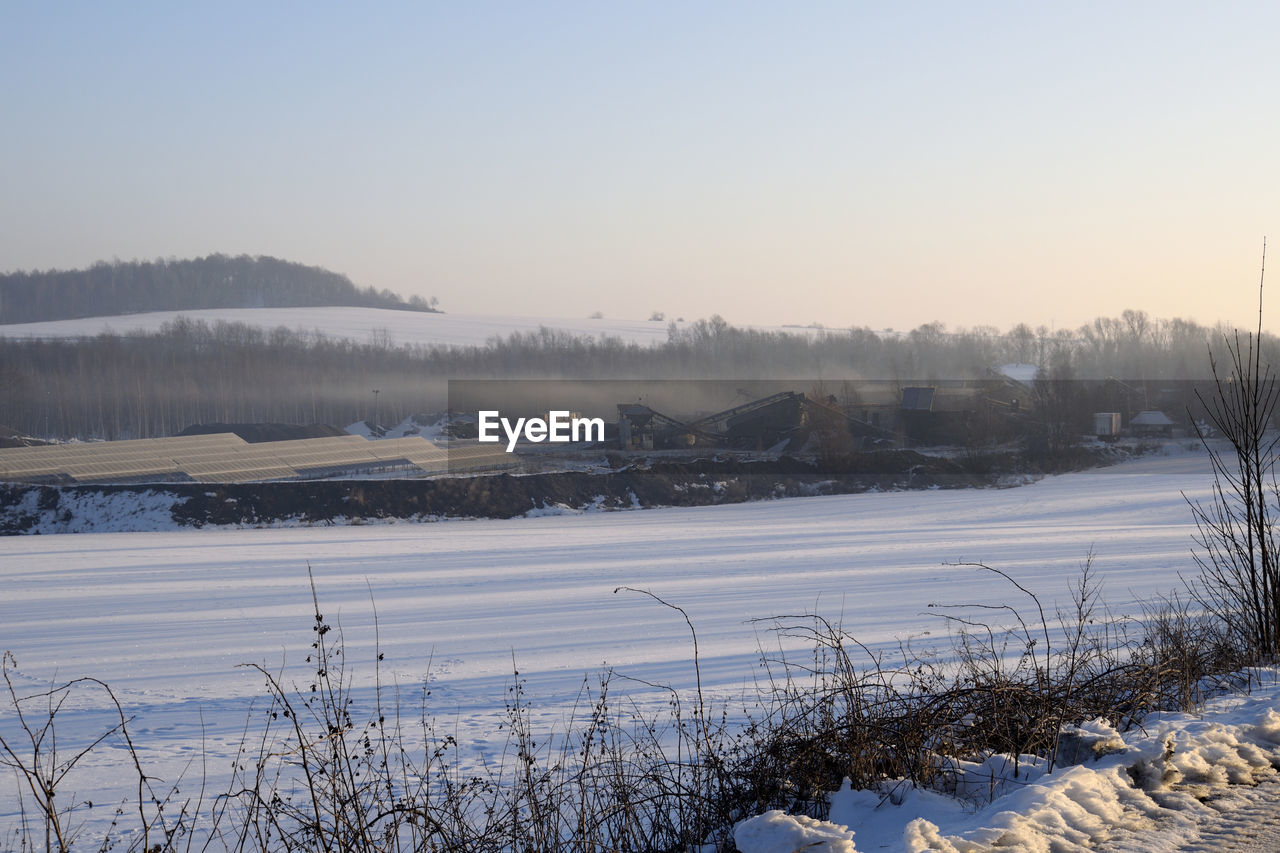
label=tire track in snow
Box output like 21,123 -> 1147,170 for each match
1183,779 -> 1280,853
1107,777 -> 1280,852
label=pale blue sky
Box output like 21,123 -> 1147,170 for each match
3,2 -> 1278,331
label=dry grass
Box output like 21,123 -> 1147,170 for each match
0,563 -> 1257,852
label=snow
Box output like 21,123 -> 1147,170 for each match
5,485 -> 184,533
379,412 -> 453,440
5,448 -> 1279,848
996,363 -> 1039,385
733,679 -> 1280,852
0,307 -> 815,348
735,810 -> 855,852
349,411 -> 474,441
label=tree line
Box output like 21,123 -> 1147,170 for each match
0,254 -> 440,325
0,310 -> 1271,441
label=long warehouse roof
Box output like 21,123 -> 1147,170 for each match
0,433 -> 513,484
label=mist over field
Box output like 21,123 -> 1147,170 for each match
0,294 -> 1255,442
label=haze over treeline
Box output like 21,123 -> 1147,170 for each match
0,255 -> 440,324
0,309 -> 1266,441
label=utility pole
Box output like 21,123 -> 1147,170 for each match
372,388 -> 380,432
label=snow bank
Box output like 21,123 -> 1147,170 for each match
995,363 -> 1038,384
734,810 -> 855,853
5,485 -> 181,533
736,673 -> 1280,853
351,412 -> 465,441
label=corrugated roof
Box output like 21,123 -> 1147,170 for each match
0,432 -> 507,484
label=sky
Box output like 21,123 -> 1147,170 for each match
2,2 -> 1279,332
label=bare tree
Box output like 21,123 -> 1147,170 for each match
1187,241 -> 1280,658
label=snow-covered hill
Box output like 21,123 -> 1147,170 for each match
0,307 -> 836,348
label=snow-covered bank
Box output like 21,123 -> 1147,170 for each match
0,450 -> 1023,534
0,451 -> 1228,846
736,672 -> 1280,853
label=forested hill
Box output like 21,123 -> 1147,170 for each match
0,254 -> 440,324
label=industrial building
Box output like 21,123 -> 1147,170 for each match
617,390 -> 893,452
0,433 -> 513,485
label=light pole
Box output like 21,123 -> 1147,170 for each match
372,388 -> 380,432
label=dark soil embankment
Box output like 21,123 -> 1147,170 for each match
173,450 -> 992,526
0,448 -> 1111,534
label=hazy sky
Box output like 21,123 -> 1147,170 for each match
3,2 -> 1278,331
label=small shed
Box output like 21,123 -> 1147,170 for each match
1129,410 -> 1176,437
1093,413 -> 1122,439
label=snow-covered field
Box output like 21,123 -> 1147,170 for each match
5,449 -> 1277,850
0,306 -> 836,348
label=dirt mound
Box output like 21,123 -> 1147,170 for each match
0,425 -> 49,449
176,422 -> 348,443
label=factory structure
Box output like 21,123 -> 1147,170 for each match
613,374 -> 1191,453
0,369 -> 1196,486
614,377 -> 1028,453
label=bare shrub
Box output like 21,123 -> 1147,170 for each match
1187,243 -> 1280,659
0,562 -> 1261,851
0,651 -> 189,852
728,558 -> 1252,821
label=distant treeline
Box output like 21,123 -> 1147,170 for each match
0,254 -> 440,324
0,310 -> 1265,441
